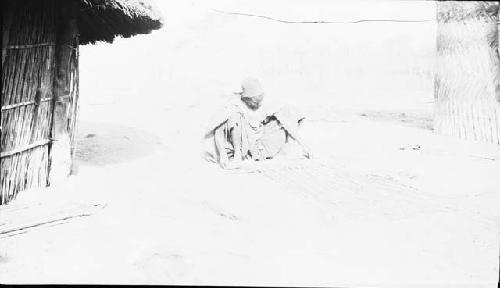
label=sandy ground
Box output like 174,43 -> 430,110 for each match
1,103 -> 499,287
1,1 -> 500,286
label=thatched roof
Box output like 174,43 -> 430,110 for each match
79,0 -> 164,45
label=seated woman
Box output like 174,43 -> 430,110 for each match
203,78 -> 312,169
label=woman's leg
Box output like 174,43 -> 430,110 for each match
214,123 -> 230,168
227,113 -> 244,163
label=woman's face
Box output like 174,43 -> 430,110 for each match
242,94 -> 264,110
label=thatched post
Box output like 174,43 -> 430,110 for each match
434,1 -> 500,144
49,0 -> 79,184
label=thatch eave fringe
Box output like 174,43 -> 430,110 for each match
78,0 -> 164,45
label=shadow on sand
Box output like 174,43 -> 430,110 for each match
73,121 -> 165,168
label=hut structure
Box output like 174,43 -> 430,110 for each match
434,1 -> 500,144
1,0 -> 163,204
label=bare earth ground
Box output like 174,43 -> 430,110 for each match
1,104 -> 499,287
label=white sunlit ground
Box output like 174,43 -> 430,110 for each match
1,1 -> 500,287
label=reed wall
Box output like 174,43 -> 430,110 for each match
1,0 -> 80,204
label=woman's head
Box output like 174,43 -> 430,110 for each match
240,77 -> 264,110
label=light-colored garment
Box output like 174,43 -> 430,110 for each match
214,112 -> 287,161
202,95 -> 304,162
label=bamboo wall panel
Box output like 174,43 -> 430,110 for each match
1,147 -> 49,204
1,0 -> 57,204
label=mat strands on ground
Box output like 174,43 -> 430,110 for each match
0,200 -> 107,238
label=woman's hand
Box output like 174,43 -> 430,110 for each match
287,130 -> 313,159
